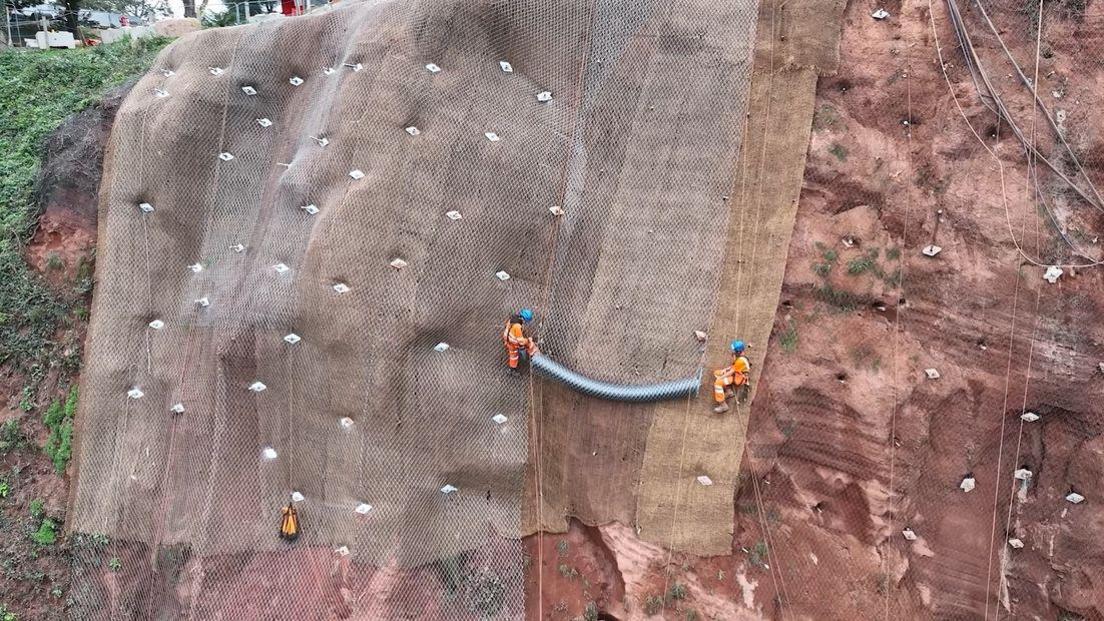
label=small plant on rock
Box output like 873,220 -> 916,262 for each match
668,582 -> 688,601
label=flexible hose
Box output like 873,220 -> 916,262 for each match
530,353 -> 702,402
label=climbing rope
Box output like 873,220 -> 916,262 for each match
928,1 -> 1060,616
881,14 -> 917,621
528,3 -> 597,613
729,0 -> 792,612
994,10 -> 1049,617
660,0 -> 791,612
993,3 -> 1048,619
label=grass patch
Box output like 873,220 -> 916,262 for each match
815,284 -> 866,312
31,518 -> 57,546
812,242 -> 838,277
813,104 -> 839,131
828,143 -> 848,161
847,248 -> 880,275
667,582 -> 688,601
749,541 -> 770,568
644,594 -> 665,616
42,386 -> 77,474
779,321 -> 798,353
0,420 -> 26,455
0,37 -> 171,386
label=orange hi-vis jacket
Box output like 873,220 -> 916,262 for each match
713,355 -> 750,402
503,319 -> 536,368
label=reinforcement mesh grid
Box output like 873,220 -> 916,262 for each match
68,0 -> 758,618
538,0 -> 758,383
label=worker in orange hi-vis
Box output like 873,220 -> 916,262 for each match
278,502 -> 299,541
712,339 -> 750,413
503,309 -> 538,370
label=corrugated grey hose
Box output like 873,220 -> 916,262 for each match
530,353 -> 702,402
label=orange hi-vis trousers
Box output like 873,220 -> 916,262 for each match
503,321 -> 535,368
713,356 -> 750,403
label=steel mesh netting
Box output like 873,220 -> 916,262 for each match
66,0 -> 761,619
731,0 -> 1104,618
537,0 -> 759,384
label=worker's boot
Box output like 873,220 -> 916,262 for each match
712,401 -> 730,414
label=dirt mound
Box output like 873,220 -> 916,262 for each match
26,83 -> 131,285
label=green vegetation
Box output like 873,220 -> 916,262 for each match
0,605 -> 17,621
0,479 -> 9,498
431,553 -> 506,615
557,563 -> 578,579
685,610 -> 700,621
779,321 -> 798,353
847,248 -> 879,275
828,143 -> 848,161
0,420 -> 25,454
42,386 -> 78,473
815,283 -> 865,312
812,242 -> 838,277
201,10 -> 240,28
813,104 -> 839,131
31,519 -> 57,546
1022,0 -> 1087,25
584,601 -> 599,621
108,557 -> 121,572
466,570 -> 505,616
29,499 -> 44,519
0,37 -> 171,389
668,582 -> 688,601
556,539 -> 569,556
749,541 -> 770,568
644,594 -> 665,615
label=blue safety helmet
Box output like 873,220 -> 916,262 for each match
730,339 -> 746,354
519,308 -> 534,322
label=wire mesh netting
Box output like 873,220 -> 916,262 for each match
69,0 -> 760,618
